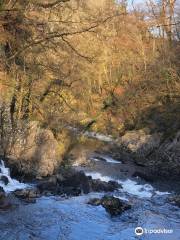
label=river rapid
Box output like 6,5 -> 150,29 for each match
0,154 -> 180,240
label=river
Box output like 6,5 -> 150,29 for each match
0,154 -> 180,240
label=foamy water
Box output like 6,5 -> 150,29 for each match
84,171 -> 170,198
0,160 -> 28,192
0,190 -> 179,240
84,131 -> 114,142
91,155 -> 121,164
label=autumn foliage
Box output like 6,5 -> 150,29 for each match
0,0 -> 179,142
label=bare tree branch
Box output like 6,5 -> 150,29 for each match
61,36 -> 93,62
36,0 -> 70,9
8,14 -> 121,60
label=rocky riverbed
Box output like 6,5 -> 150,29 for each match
0,152 -> 180,240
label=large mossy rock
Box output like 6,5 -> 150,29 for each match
7,122 -> 71,178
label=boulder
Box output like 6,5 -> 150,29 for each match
132,171 -> 154,182
101,196 -> 131,216
90,179 -> 120,192
88,196 -> 131,216
13,189 -> 41,203
37,170 -> 120,196
168,195 -> 180,208
87,198 -> 102,206
7,121 -> 67,178
60,187 -> 81,197
0,175 -> 9,185
0,189 -> 12,210
0,186 -> 4,193
14,189 -> 41,199
37,169 -> 90,195
119,128 -> 161,157
59,170 -> 90,194
140,131 -> 180,180
37,180 -> 58,193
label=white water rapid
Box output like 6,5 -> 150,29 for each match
0,160 -> 27,192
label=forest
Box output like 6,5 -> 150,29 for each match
0,0 -> 179,137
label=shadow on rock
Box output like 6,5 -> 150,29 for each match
0,187 -> 12,211
37,169 -> 121,197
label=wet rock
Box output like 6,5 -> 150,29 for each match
88,196 -> 131,216
0,193 -> 5,203
14,189 -> 41,203
23,198 -> 37,204
87,198 -> 102,206
59,170 -> 120,194
37,170 -> 88,195
168,195 -> 180,208
60,187 -> 81,197
37,169 -> 120,197
0,175 -> 9,185
0,190 -> 12,211
59,170 -> 90,194
90,179 -> 120,192
0,186 -> 5,193
109,180 -> 121,188
132,171 -> 154,182
101,196 -> 131,216
56,173 -> 65,182
37,180 -> 57,193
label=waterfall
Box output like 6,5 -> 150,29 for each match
0,160 -> 27,192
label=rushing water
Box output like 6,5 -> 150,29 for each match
0,160 -> 27,192
0,158 -> 180,240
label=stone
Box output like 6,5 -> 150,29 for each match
37,169 -> 120,197
6,121 -> 72,178
120,129 -> 161,157
168,195 -> 180,208
90,179 -> 120,192
61,187 -> 81,197
101,196 -> 131,216
87,198 -> 102,206
58,169 -> 91,194
0,175 -> 9,185
0,186 -> 5,193
37,180 -> 57,193
87,196 -> 131,216
132,171 -> 154,182
0,190 -> 12,211
14,189 -> 41,200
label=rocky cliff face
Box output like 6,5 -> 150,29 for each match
119,128 -> 162,157
146,131 -> 180,180
117,128 -> 180,180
